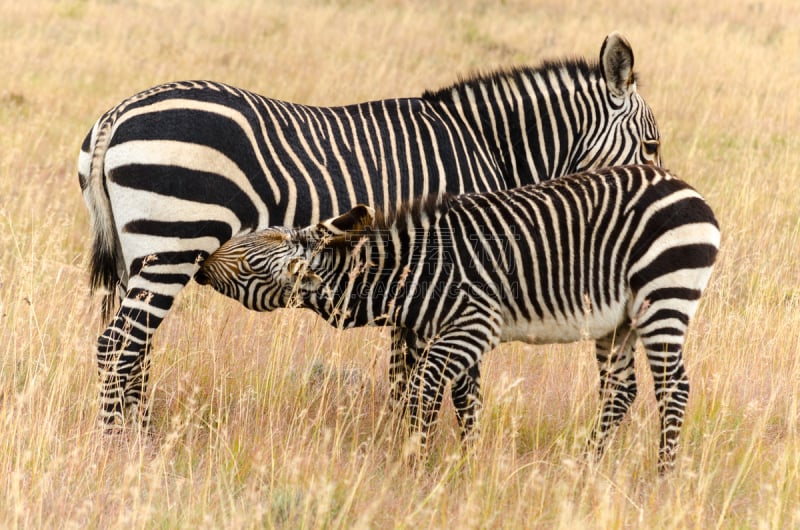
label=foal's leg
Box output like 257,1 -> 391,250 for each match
405,318 -> 498,456
389,327 -> 419,413
451,362 -> 483,443
587,325 -> 638,461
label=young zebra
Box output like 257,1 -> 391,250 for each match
196,164 -> 719,472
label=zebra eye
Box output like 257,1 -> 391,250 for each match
642,139 -> 660,157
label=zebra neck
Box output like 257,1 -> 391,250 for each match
314,230 -> 410,329
309,237 -> 375,329
430,68 -> 600,188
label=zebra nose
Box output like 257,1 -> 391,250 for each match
195,268 -> 210,285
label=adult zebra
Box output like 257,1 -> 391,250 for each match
78,32 -> 662,428
196,165 -> 720,473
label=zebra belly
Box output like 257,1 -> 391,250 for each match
499,299 -> 627,344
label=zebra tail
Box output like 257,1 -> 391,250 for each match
80,115 -> 121,322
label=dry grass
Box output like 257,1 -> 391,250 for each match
1,0 -> 799,527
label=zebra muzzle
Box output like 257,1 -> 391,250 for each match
194,269 -> 210,285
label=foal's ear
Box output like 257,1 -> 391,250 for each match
319,204 -> 375,236
600,31 -> 636,99
286,257 -> 322,290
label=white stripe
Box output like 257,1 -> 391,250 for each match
104,140 -> 268,224
629,222 -> 720,277
631,268 -> 714,322
112,97 -> 282,201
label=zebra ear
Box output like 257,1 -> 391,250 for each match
320,204 -> 375,235
287,258 -> 322,290
600,31 -> 635,98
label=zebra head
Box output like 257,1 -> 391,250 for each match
573,31 -> 662,171
196,205 -> 376,316
194,227 -> 308,311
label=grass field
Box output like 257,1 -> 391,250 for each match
1,0 -> 799,527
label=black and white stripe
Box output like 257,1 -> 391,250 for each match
78,33 -> 662,427
197,165 -> 719,473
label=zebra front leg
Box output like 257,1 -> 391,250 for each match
404,324 -> 495,458
389,327 -> 419,414
587,326 -> 638,462
404,351 -> 448,460
451,362 -> 483,444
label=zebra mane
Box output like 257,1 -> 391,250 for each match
421,57 -> 610,102
316,194 -> 454,250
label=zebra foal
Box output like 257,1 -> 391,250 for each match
197,164 -> 719,472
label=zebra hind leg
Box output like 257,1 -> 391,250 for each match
641,336 -> 690,474
96,256 -> 197,431
97,308 -> 158,430
123,341 -> 152,429
631,293 -> 696,474
587,326 -> 638,463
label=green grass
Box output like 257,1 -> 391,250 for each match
1,0 -> 799,527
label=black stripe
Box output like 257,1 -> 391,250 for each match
81,128 -> 92,152
644,287 -> 702,303
517,78 -> 550,180
127,288 -> 174,312
642,341 -> 683,354
639,326 -> 685,339
139,271 -> 193,285
551,186 -> 574,316
129,250 -> 210,276
110,164 -> 259,231
124,219 -> 232,244
596,177 -> 623,308
638,308 -> 689,330
630,244 -> 717,292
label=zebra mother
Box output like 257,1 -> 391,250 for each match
197,165 -> 719,473
78,32 -> 662,428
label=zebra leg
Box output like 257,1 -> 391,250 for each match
641,336 -> 690,474
97,295 -> 167,429
123,341 -> 152,428
630,292 -> 698,473
405,323 -> 496,455
588,326 -> 638,462
451,361 -> 483,443
96,256 -> 197,429
97,307 -> 157,428
389,326 -> 419,413
405,357 -> 446,458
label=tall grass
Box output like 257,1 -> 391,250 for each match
1,0 -> 799,527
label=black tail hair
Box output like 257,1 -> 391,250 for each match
90,237 -> 119,322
